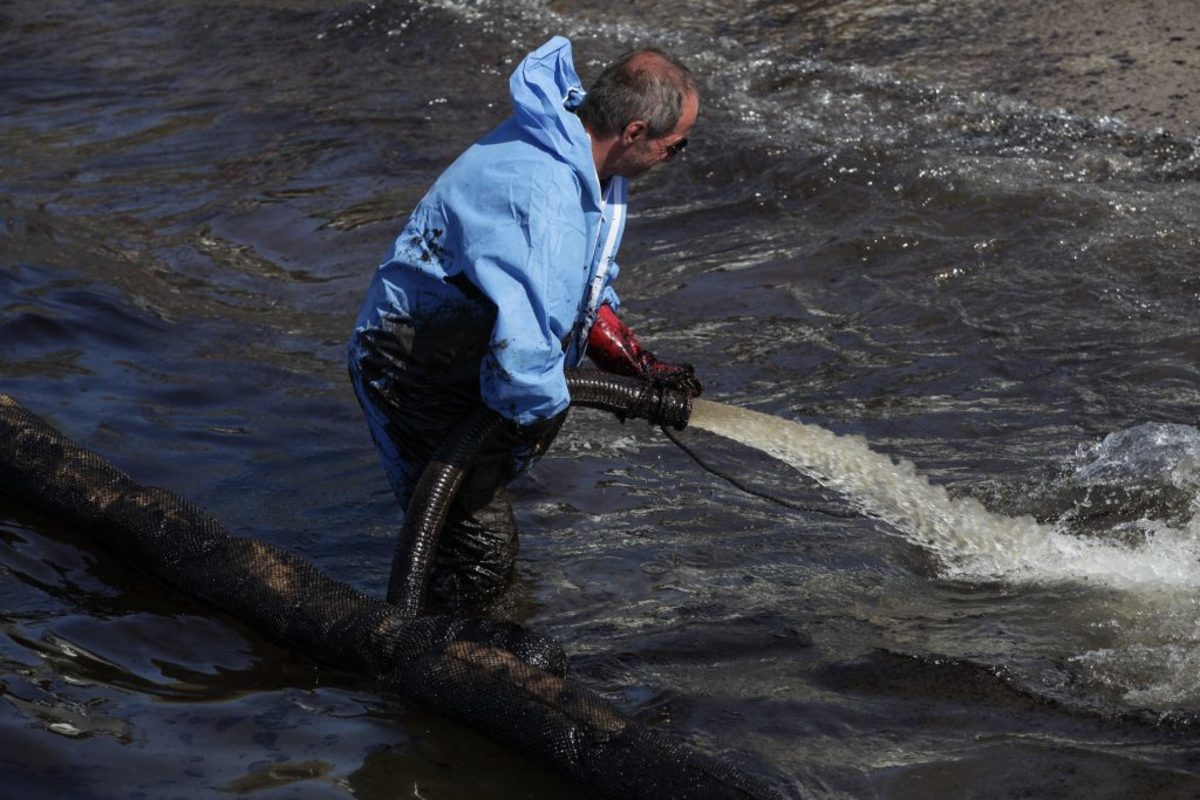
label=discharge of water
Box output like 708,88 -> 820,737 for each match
688,399 -> 1200,594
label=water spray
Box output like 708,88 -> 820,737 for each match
683,398 -> 1200,593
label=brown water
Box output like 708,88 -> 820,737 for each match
4,1 -> 1200,798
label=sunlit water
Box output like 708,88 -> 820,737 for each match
4,0 -> 1200,797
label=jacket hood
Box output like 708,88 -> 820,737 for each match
509,36 -> 598,197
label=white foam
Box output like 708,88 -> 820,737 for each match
689,399 -> 1200,593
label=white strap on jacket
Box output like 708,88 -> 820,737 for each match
569,175 -> 627,362
586,176 -> 626,317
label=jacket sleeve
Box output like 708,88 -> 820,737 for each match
463,179 -> 591,426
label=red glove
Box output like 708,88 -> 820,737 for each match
586,304 -> 703,397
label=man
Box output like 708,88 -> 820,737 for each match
348,36 -> 703,611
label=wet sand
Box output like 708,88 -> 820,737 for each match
806,0 -> 1200,136
962,0 -> 1198,135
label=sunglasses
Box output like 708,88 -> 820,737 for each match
664,137 -> 688,159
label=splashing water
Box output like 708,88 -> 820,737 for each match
689,400 -> 1200,593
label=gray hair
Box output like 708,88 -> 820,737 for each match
576,48 -> 697,139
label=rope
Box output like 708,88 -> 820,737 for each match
661,425 -> 860,519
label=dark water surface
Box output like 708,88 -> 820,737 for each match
4,1 -> 1200,797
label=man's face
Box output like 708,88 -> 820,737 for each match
614,91 -> 699,180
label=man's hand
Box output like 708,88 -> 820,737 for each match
640,356 -> 703,397
509,409 -> 568,444
586,304 -> 703,397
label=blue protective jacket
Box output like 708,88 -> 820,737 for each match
352,36 -> 628,426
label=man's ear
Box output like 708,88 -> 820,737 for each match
621,119 -> 647,145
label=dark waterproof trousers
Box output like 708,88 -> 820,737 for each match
349,313 -> 564,612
